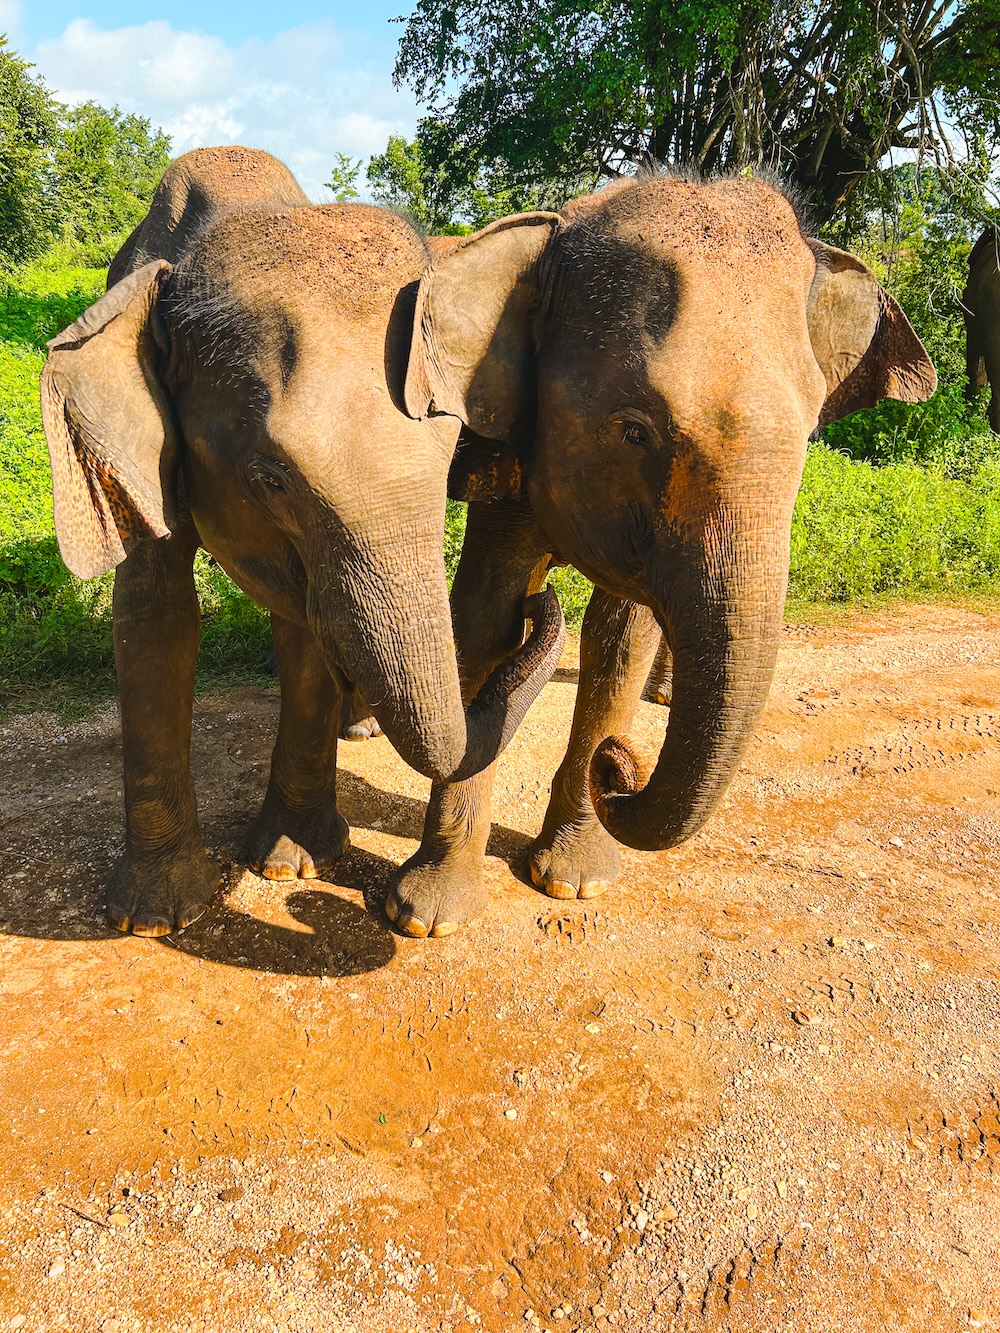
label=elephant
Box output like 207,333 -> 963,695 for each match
40,146 -> 564,937
378,170 -> 937,937
964,225 -> 1000,433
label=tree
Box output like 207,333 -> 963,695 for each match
394,0 -> 1000,223
0,37 -> 57,268
325,152 -> 363,201
368,130 -> 570,232
51,101 -> 171,260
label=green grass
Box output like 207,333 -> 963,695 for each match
2,257 -> 1000,720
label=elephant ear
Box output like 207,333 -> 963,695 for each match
404,212 -> 562,442
40,260 -> 179,580
807,240 -> 937,427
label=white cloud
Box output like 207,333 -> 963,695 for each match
33,17 -> 417,199
0,0 -> 23,41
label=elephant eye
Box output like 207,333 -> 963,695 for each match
621,420 -> 653,450
251,457 -> 291,494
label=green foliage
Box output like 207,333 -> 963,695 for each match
326,152 -> 363,202
367,131 -> 571,233
394,0 -> 1000,223
823,171 -> 999,476
789,442 -> 1000,602
367,135 -> 452,231
51,101 -> 171,266
0,37 -> 58,268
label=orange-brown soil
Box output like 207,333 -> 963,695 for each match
1,604 -> 998,1333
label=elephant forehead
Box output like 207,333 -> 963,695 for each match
172,204 -> 427,333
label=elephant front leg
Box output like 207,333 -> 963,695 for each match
110,528 -> 219,936
530,590 -> 661,900
386,500 -> 552,937
245,614 -> 350,880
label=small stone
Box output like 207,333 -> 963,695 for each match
585,1023 -> 601,1034
47,1258 -> 65,1278
599,1171 -> 613,1183
655,1204 -> 678,1222
735,1187 -> 751,1201
108,1212 -> 129,1229
10,1319 -> 27,1331
830,935 -> 847,948
86,1127 -> 99,1135
746,1203 -> 758,1220
591,1306 -> 607,1319
969,1310 -> 986,1328
634,1209 -> 648,1232
551,1310 -> 564,1321
219,1186 -> 244,1202
504,1109 -> 518,1120
776,1180 -> 787,1199
410,1137 -> 423,1149
561,1304 -> 572,1314
817,1043 -> 830,1055
523,1311 -> 534,1322
792,1010 -> 818,1025
189,1202 -> 203,1216
102,1321 -> 121,1333
888,837 -> 903,848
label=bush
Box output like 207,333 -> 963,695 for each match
789,442 -> 1000,602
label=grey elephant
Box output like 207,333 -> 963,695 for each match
41,147 -> 563,936
380,171 -> 936,937
965,225 -> 1000,432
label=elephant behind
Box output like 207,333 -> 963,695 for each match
40,148 -> 563,936
965,225 -> 1000,433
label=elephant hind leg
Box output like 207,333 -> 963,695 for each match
340,684 -> 382,741
245,614 -> 349,881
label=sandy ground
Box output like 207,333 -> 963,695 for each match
1,603 -> 999,1333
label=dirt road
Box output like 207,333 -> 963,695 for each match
1,604 -> 999,1333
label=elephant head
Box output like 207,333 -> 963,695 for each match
41,204 -> 564,785
403,175 -> 936,850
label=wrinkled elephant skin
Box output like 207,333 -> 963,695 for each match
40,147 -> 564,937
385,173 -> 937,934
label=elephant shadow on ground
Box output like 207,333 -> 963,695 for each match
0,765 -> 536,977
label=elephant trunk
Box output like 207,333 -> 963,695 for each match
309,524 -> 564,784
589,504 -> 789,851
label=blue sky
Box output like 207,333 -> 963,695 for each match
4,0 -> 418,196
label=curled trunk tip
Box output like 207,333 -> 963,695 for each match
590,735 -> 652,806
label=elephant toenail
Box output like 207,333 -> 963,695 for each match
132,917 -> 172,938
398,912 -> 430,938
262,863 -> 296,882
579,880 -> 609,899
430,920 -> 459,938
546,878 -> 579,900
384,894 -> 400,923
529,864 -> 546,889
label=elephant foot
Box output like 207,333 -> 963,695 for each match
384,853 -> 488,938
245,797 -> 350,881
528,814 -> 622,901
108,845 -> 220,937
340,688 -> 382,742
